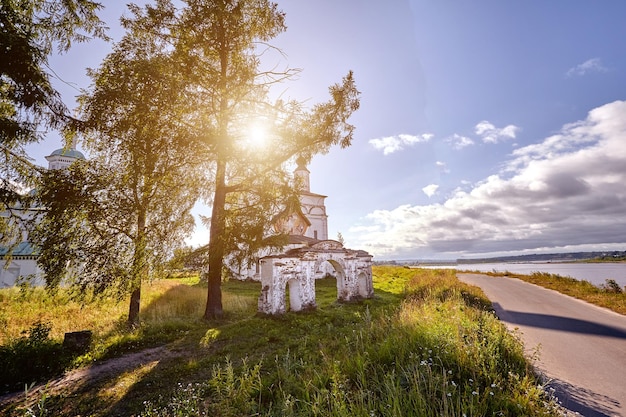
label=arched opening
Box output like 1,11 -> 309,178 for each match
313,259 -> 344,307
357,271 -> 369,298
315,259 -> 349,303
287,278 -> 302,312
328,260 -> 346,299
257,245 -> 373,316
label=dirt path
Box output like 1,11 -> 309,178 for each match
0,345 -> 184,410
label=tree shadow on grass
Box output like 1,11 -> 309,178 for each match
0,280 -> 243,415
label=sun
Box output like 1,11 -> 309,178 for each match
244,122 -> 269,149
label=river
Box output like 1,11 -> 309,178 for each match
420,262 -> 626,287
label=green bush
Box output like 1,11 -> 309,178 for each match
601,279 -> 623,294
0,321 -> 68,394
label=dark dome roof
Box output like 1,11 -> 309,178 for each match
50,148 -> 85,159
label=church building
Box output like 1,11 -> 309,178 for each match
0,145 -> 85,287
256,158 -> 374,314
227,157 -> 334,280
293,157 -> 328,241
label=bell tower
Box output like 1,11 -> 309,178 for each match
293,158 -> 328,241
294,156 -> 310,192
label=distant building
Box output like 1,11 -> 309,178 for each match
0,145 -> 85,287
256,157 -> 373,314
293,157 -> 328,241
45,147 -> 85,170
227,157 -> 333,280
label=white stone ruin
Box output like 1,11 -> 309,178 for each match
258,240 -> 374,315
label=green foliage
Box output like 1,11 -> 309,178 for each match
0,322 -> 67,394
1,0 -> 107,249
30,0 -> 207,324
0,0 -> 107,146
122,0 -> 361,319
601,279 -> 623,294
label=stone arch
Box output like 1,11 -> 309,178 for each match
315,258 -> 345,301
323,258 -> 350,300
257,241 -> 373,315
314,256 -> 344,278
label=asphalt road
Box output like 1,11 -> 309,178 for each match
457,273 -> 626,417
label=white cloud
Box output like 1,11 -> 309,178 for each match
475,121 -> 519,144
447,134 -> 475,150
369,133 -> 433,155
422,184 -> 439,197
436,161 -> 450,174
566,58 -> 608,77
350,101 -> 626,259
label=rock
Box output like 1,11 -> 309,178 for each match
63,330 -> 92,353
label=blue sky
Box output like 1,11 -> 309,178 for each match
29,1 -> 626,260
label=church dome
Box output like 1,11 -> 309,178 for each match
50,148 -> 86,160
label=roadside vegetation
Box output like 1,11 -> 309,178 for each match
1,267 -> 560,416
474,270 -> 626,315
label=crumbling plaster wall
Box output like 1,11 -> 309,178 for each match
257,241 -> 373,315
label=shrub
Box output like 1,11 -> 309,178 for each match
0,321 -> 68,394
601,279 -> 623,294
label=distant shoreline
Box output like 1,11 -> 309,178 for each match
376,250 -> 626,266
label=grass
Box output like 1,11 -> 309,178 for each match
474,270 -> 626,315
0,267 -> 561,416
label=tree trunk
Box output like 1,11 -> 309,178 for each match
128,286 -> 141,327
204,159 -> 227,319
128,210 -> 147,327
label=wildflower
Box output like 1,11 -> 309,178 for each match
472,391 -> 479,396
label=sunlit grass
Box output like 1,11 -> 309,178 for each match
140,268 -> 558,416
0,286 -> 127,344
0,276 -> 259,347
2,268 -> 561,416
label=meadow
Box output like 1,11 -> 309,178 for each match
0,267 -> 561,416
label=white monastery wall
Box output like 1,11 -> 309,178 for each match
1,146 -> 84,287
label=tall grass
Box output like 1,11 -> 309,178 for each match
0,286 -> 126,345
140,268 -> 559,417
2,268 -> 560,416
0,276 -> 259,385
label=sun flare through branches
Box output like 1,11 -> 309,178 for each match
243,120 -> 270,150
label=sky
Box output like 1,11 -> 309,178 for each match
28,0 -> 626,261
